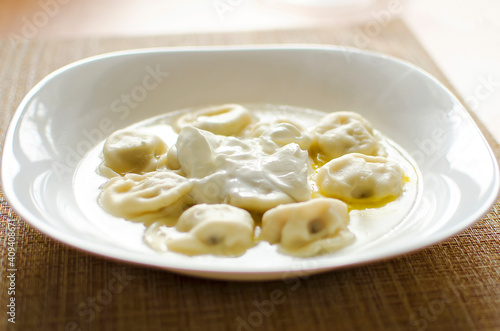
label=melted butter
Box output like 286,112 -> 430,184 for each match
309,146 -> 329,170
344,173 -> 413,210
347,195 -> 400,211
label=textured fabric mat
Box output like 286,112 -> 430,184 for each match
1,19 -> 499,331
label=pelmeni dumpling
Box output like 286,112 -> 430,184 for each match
98,171 -> 193,226
173,104 -> 252,136
261,198 -> 354,257
100,129 -> 168,177
167,204 -> 255,256
259,122 -> 312,154
244,118 -> 304,137
315,153 -> 404,203
312,111 -> 384,161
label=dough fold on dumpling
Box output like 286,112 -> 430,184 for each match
261,198 -> 354,257
312,111 -> 385,161
167,204 -> 255,256
100,129 -> 168,177
315,153 -> 404,203
98,171 -> 193,226
173,104 -> 252,136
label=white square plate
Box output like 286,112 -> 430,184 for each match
2,46 -> 498,280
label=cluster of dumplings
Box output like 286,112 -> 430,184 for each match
97,104 -> 405,257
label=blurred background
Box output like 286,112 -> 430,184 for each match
1,0 -> 499,142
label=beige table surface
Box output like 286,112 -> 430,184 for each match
1,19 -> 500,331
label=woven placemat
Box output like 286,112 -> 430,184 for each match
1,19 -> 499,331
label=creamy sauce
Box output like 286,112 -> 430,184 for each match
73,104 -> 419,258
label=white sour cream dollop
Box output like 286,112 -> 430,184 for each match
176,126 -> 311,213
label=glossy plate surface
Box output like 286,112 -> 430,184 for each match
2,46 -> 498,280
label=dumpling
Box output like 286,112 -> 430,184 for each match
244,118 -> 305,137
98,171 -> 193,226
166,204 -> 255,256
315,153 -> 404,203
312,111 -> 384,161
173,104 -> 252,136
243,118 -> 312,153
100,129 -> 168,177
261,198 -> 354,257
259,122 -> 312,154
